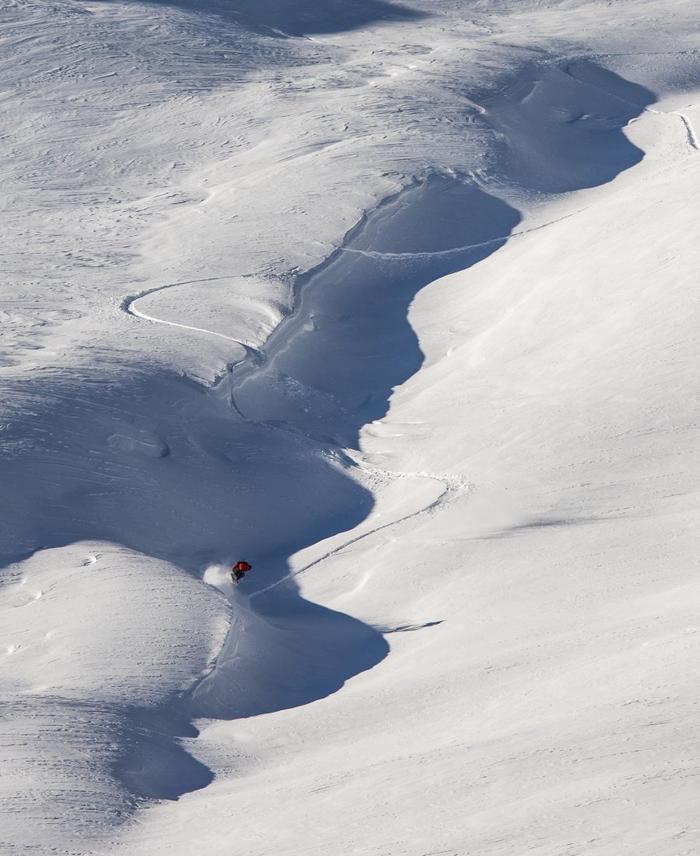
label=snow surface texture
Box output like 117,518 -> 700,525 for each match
1,0 -> 699,854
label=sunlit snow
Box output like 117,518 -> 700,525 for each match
1,0 -> 699,854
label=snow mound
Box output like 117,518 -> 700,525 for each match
0,542 -> 228,853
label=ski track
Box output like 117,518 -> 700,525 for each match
120,237 -> 476,693
653,109 -> 700,152
250,463 -> 470,599
118,135 -> 675,756
112,70 -> 699,622
121,207 -> 588,350
564,62 -> 699,154
123,272 -> 475,601
189,620 -> 243,706
122,278 -> 264,359
184,460 -> 468,706
119,201 -> 586,605
341,208 -> 587,262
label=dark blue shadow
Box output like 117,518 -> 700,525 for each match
92,0 -> 427,38
234,175 -> 521,448
483,60 -> 655,193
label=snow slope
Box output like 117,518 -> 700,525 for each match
116,93 -> 700,856
1,0 -> 699,854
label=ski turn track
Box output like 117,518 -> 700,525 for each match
122,278 -> 264,359
650,108 -> 700,152
251,458 -> 471,599
120,199 -> 589,605
563,61 -> 699,155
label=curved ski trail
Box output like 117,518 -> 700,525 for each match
251,459 -> 471,599
122,278 -> 263,358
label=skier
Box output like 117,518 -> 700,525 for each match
231,560 -> 252,585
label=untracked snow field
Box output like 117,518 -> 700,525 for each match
1,0 -> 699,854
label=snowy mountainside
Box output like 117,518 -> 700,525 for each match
117,88 -> 700,856
1,0 -> 699,854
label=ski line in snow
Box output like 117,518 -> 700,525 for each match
563,64 -> 699,154
657,109 -> 699,152
120,193 -> 583,603
250,463 -> 470,599
120,201 -> 579,603
121,207 -> 590,357
186,463 -> 468,700
340,207 -> 587,262
121,278 -> 264,358
188,619 -> 244,706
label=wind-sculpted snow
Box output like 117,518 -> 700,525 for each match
1,0 -> 700,853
